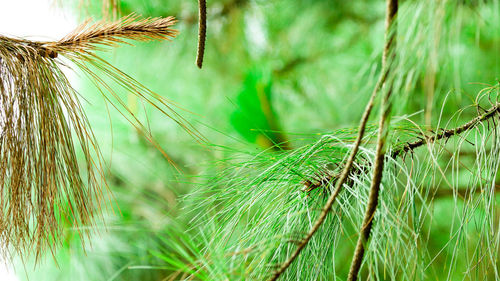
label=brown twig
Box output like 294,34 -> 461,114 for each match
266,0 -> 397,279
392,103 -> 500,158
347,0 -> 398,279
304,103 -> 500,194
196,0 -> 207,68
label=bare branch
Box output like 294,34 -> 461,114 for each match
304,102 -> 500,194
392,103 -> 500,158
347,0 -> 398,278
266,0 -> 398,279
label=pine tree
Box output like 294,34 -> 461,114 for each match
3,0 -> 499,280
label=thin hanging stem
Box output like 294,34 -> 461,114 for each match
267,0 -> 398,279
347,0 -> 398,280
196,0 -> 207,68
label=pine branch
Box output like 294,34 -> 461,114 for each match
0,14 -> 195,261
348,0 -> 398,279
0,36 -> 104,260
304,102 -> 500,194
391,103 -> 500,158
1,15 -> 178,60
267,0 -> 398,279
48,14 -> 178,56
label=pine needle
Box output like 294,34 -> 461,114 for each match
0,14 -> 198,261
8,14 -> 178,59
0,36 -> 103,260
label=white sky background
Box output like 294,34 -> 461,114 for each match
0,0 -> 77,280
0,0 -> 76,40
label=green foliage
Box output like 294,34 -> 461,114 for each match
18,0 -> 500,280
230,69 -> 290,149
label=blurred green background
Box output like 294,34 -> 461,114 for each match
16,0 -> 500,280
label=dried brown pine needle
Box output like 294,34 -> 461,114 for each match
1,14 -> 177,60
0,14 -> 200,260
35,14 -> 177,58
55,15 -> 176,54
0,37 -> 104,260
